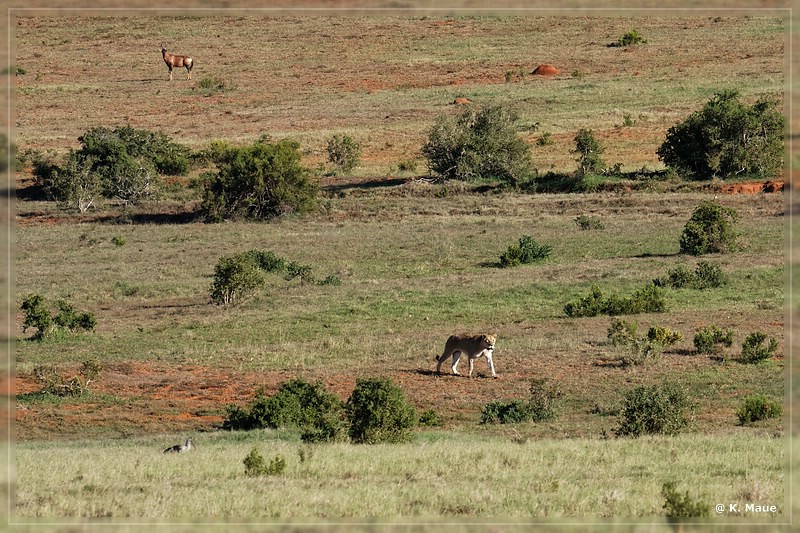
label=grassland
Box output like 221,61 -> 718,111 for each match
9,12 -> 790,523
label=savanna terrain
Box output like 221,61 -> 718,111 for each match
8,12 -> 793,524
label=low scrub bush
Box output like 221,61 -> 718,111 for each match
647,326 -> 683,347
21,294 -> 96,341
574,215 -> 604,230
736,394 -> 782,424
346,377 -> 417,444
498,235 -> 552,267
679,202 -> 739,255
661,481 -> 710,520
739,332 -> 778,364
693,325 -> 734,355
564,285 -> 665,318
222,378 -> 347,443
32,359 -> 101,397
481,399 -> 531,424
326,134 -> 361,174
418,408 -> 442,427
243,448 -> 286,477
481,379 -> 562,424
209,253 -> 264,305
654,261 -> 726,289
616,382 -> 692,437
610,29 -> 648,47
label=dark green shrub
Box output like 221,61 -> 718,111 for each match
222,378 -> 347,443
480,399 -> 532,424
20,294 -> 96,341
201,138 -> 317,221
739,332 -> 778,364
326,134 -> 361,173
616,382 -> 692,437
284,261 -> 315,283
528,378 -> 562,422
679,202 -> 738,255
661,481 -> 711,520
564,285 -> 665,318
498,235 -> 552,267
736,394 -> 782,424
421,104 -> 535,186
655,261 -> 726,289
572,128 -> 606,176
346,377 -> 417,444
693,325 -> 734,355
657,90 -> 784,180
610,29 -> 648,47
575,215 -> 604,230
209,253 -> 264,305
418,408 -> 442,427
243,448 -> 286,477
317,274 -> 342,287
243,250 -> 287,273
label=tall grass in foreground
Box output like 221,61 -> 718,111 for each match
15,432 -> 785,520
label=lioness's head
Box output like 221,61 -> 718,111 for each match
482,334 -> 497,350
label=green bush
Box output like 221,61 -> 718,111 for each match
646,326 -> 683,347
610,29 -> 648,47
607,318 -> 639,347
657,90 -> 784,181
661,481 -> 710,520
736,394 -> 782,424
498,235 -> 552,267
243,448 -> 286,477
201,137 -> 318,221
31,359 -> 101,397
609,325 -> 680,367
222,378 -> 347,443
655,261 -> 726,289
564,285 -> 665,318
209,253 -> 264,305
693,325 -> 734,355
739,332 -> 778,364
421,104 -> 535,186
346,377 -> 417,444
326,134 -> 361,173
574,215 -> 604,230
418,408 -> 442,427
480,379 -> 562,424
679,202 -> 739,255
20,294 -> 96,341
480,399 -> 531,424
572,128 -> 606,176
616,382 -> 692,437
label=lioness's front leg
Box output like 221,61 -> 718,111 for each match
451,350 -> 462,375
486,353 -> 497,378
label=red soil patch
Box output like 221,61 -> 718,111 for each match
718,181 -> 784,194
531,64 -> 559,76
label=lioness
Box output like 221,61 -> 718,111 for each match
436,334 -> 497,378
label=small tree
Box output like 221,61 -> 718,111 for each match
209,253 -> 264,305
616,382 -> 692,437
346,377 -> 417,444
679,202 -> 738,255
201,138 -> 318,221
20,294 -> 96,341
572,128 -> 606,176
421,104 -> 535,186
326,134 -> 361,174
657,90 -> 784,180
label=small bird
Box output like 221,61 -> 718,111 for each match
163,438 -> 194,453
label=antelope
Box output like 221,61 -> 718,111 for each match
160,44 -> 193,81
163,438 -> 194,453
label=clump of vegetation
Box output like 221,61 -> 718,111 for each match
31,359 -> 101,398
31,126 -> 190,210
20,294 -> 96,341
654,261 -> 726,289
693,325 -> 734,355
201,137 -> 317,222
607,318 -> 639,347
679,202 -> 739,255
209,253 -> 264,306
480,379 -> 562,424
198,76 -> 233,96
616,382 -> 692,437
739,332 -> 778,364
498,235 -> 552,267
607,320 -> 682,366
564,285 -> 665,318
661,481 -> 711,521
418,408 -> 442,427
574,215 -> 604,230
223,378 -> 347,443
346,377 -> 417,444
243,448 -> 286,477
421,104 -> 536,186
736,394 -> 782,424
646,326 -> 684,347
657,90 -> 784,181
326,134 -> 361,174
572,128 -> 606,176
610,29 -> 648,47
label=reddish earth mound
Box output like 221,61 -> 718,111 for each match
532,64 -> 559,76
719,181 -> 784,194
453,97 -> 472,105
